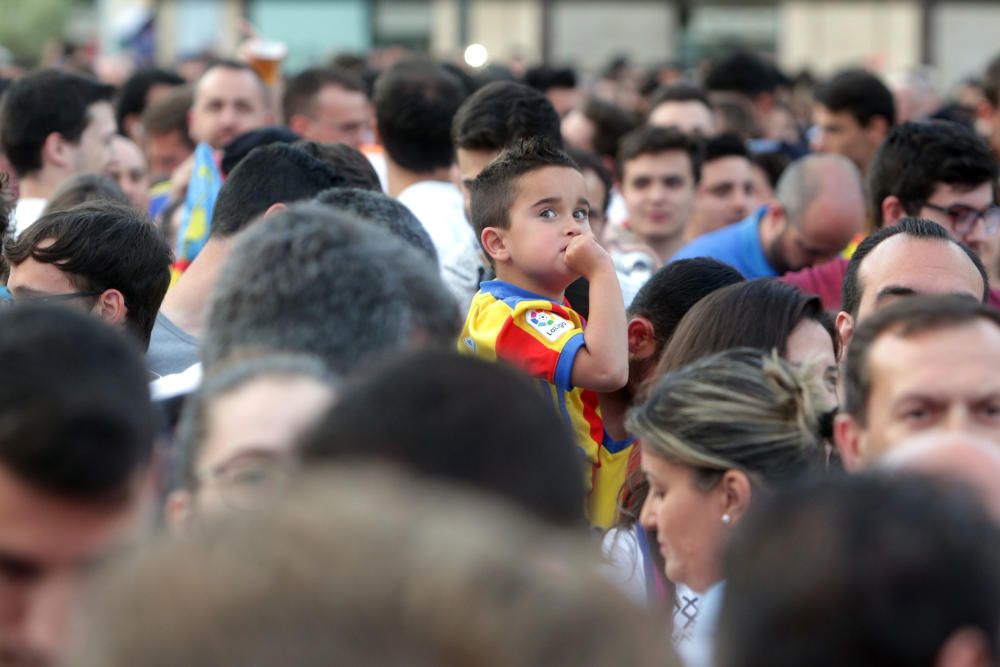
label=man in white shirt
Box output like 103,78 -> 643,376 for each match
373,59 -> 481,310
0,69 -> 116,235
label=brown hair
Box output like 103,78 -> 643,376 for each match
73,467 -> 679,667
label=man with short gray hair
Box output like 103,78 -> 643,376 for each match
671,153 -> 864,277
201,202 -> 460,375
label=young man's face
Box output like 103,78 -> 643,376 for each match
914,181 -> 995,260
810,105 -> 879,173
67,101 -> 116,177
694,155 -> 755,234
620,150 -> 695,246
294,83 -> 371,148
648,101 -> 715,136
144,129 -> 193,182
492,166 -> 591,297
0,465 -> 147,667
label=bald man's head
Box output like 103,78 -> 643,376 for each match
881,431 -> 1000,521
760,153 -> 865,274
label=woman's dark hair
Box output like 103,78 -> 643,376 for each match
655,279 -> 838,379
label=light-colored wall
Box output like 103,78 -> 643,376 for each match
932,2 -> 1000,91
549,0 -> 675,69
779,0 -> 921,76
468,0 -> 543,64
249,0 -> 370,71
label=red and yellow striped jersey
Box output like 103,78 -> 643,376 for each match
458,280 -> 632,528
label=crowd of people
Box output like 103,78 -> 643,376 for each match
1,37 -> 1000,667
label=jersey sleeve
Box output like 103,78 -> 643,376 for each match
494,306 -> 585,391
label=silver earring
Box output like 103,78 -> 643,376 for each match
721,514 -> 732,525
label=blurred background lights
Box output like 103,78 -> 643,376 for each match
464,43 -> 488,68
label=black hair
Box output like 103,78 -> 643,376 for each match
648,84 -> 713,116
4,202 -> 172,350
0,305 -> 156,503
314,187 -> 438,265
718,475 -> 1000,667
0,69 -> 114,176
451,80 -> 562,152
704,50 -> 780,97
867,121 -> 998,228
841,217 -> 988,318
220,126 -> 301,176
44,173 -> 129,214
523,65 -> 577,92
566,148 -> 613,215
299,350 -> 585,527
703,131 -> 749,163
469,136 -> 579,240
373,59 -> 467,173
578,97 -> 638,161
616,125 -> 702,182
292,140 -> 383,191
814,68 -> 895,129
282,67 -> 367,123
659,279 -> 839,376
210,143 -> 344,238
843,295 -> 1000,422
628,258 -> 744,358
115,67 -> 185,135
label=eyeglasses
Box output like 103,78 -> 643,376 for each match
197,452 -> 293,511
921,202 -> 1000,236
0,290 -> 103,307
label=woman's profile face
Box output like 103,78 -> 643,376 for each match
786,318 -> 839,406
639,451 -> 728,593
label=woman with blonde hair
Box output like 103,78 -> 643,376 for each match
629,347 -> 829,667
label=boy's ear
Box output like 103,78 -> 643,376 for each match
481,227 -> 509,263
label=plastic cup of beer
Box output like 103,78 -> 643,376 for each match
247,39 -> 286,86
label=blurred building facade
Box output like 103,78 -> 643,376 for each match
117,0 -> 1000,90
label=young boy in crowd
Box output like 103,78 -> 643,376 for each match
460,137 -> 629,528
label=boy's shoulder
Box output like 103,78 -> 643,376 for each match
472,280 -> 580,318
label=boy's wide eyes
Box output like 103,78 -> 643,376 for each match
538,208 -> 590,221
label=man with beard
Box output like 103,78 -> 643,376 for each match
671,153 -> 863,278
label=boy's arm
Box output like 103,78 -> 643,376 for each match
565,234 -> 629,392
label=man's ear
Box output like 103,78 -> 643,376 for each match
627,316 -> 656,361
758,201 -> 785,244
263,202 -> 286,218
881,195 -> 906,227
834,412 -> 866,473
835,310 -> 854,355
481,227 -> 509,263
41,132 -> 71,169
866,115 -> 891,145
92,288 -> 127,328
286,114 -> 309,137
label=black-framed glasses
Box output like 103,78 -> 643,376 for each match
0,290 -> 103,307
921,202 -> 1000,236
0,290 -> 102,307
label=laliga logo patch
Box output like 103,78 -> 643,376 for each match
527,309 -> 572,342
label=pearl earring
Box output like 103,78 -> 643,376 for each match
721,514 -> 732,525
